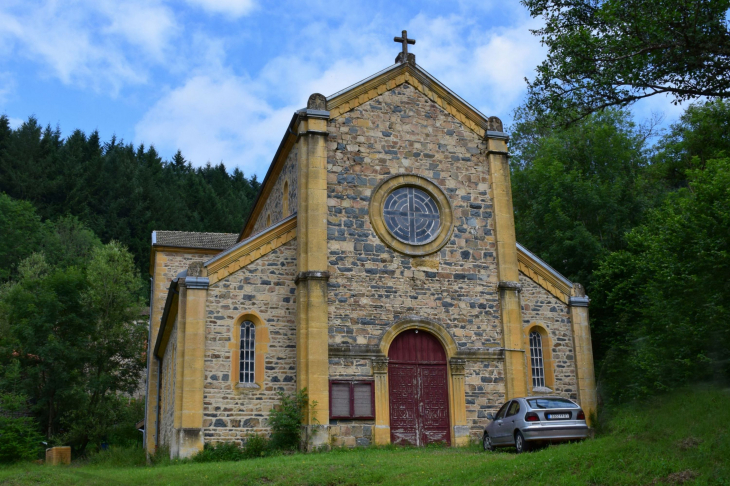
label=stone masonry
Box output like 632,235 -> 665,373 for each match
520,274 -> 578,400
202,240 -> 298,444
251,147 -> 298,234
326,83 -> 503,439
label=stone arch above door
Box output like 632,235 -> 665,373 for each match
379,316 -> 458,359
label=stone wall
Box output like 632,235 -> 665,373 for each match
464,360 -> 505,439
519,273 -> 578,400
159,320 -> 177,447
251,147 -> 298,234
146,249 -> 219,450
325,83 -> 502,438
202,239 -> 298,444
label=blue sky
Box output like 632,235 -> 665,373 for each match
0,0 -> 684,179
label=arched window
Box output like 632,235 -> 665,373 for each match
283,180 -> 289,216
529,331 -> 545,388
240,321 -> 256,384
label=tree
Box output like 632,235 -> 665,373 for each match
0,236 -> 145,452
0,194 -> 45,281
510,109 -> 650,288
649,99 -> 730,189
592,157 -> 730,402
522,0 -> 730,125
0,117 -> 262,293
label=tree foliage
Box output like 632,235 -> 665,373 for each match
0,115 -> 260,290
510,109 -> 650,288
512,100 -> 730,402
592,157 -> 730,402
522,0 -> 730,125
0,205 -> 146,453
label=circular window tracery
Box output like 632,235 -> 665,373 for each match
369,175 -> 453,256
383,187 -> 441,244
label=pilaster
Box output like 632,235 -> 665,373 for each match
487,132 -> 528,400
296,94 -> 331,433
372,357 -> 390,445
569,285 -> 597,425
449,358 -> 468,446
178,274 -> 208,458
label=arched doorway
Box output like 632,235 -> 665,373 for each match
388,329 -> 450,445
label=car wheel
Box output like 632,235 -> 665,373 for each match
482,433 -> 494,452
515,431 -> 530,454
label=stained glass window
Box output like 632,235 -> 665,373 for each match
529,331 -> 545,388
240,321 -> 255,384
383,187 -> 440,244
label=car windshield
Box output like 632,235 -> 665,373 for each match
527,398 -> 579,409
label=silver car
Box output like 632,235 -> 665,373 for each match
482,396 -> 589,453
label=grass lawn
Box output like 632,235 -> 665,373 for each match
1,387 -> 728,485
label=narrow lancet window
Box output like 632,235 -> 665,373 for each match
240,321 -> 256,383
529,331 -> 546,388
283,180 -> 289,216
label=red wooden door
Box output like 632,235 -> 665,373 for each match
388,330 -> 450,446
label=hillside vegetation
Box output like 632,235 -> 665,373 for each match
0,115 -> 260,284
0,386 -> 728,485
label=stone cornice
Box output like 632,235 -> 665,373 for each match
206,215 -> 297,285
327,343 -> 503,361
516,244 -> 573,305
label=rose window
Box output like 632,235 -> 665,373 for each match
383,187 -> 441,245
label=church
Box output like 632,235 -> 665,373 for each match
144,32 -> 597,458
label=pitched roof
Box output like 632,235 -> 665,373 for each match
238,61 -> 507,241
152,230 -> 238,250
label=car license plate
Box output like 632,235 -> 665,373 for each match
547,413 -> 570,420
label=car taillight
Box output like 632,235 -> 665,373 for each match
577,410 -> 585,420
525,412 -> 540,422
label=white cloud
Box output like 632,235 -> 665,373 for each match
0,0 -> 178,94
183,0 -> 256,18
134,71 -> 294,175
0,71 -> 15,103
7,116 -> 22,129
134,3 -> 548,176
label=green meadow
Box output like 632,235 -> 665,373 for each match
1,387 -> 728,486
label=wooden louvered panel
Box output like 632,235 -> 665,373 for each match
331,383 -> 351,418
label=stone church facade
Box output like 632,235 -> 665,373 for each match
144,52 -> 597,458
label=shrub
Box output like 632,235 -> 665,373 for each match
84,445 -> 147,467
192,442 -> 245,463
268,389 -> 311,451
242,433 -> 269,459
0,415 -> 44,463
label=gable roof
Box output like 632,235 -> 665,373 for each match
238,61 -> 506,241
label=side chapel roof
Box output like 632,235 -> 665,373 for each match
152,230 -> 238,250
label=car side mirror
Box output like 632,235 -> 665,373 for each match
487,412 -> 494,421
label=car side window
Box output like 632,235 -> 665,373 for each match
495,402 -> 510,420
506,400 -> 520,417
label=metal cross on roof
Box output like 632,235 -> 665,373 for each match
394,30 -> 415,63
